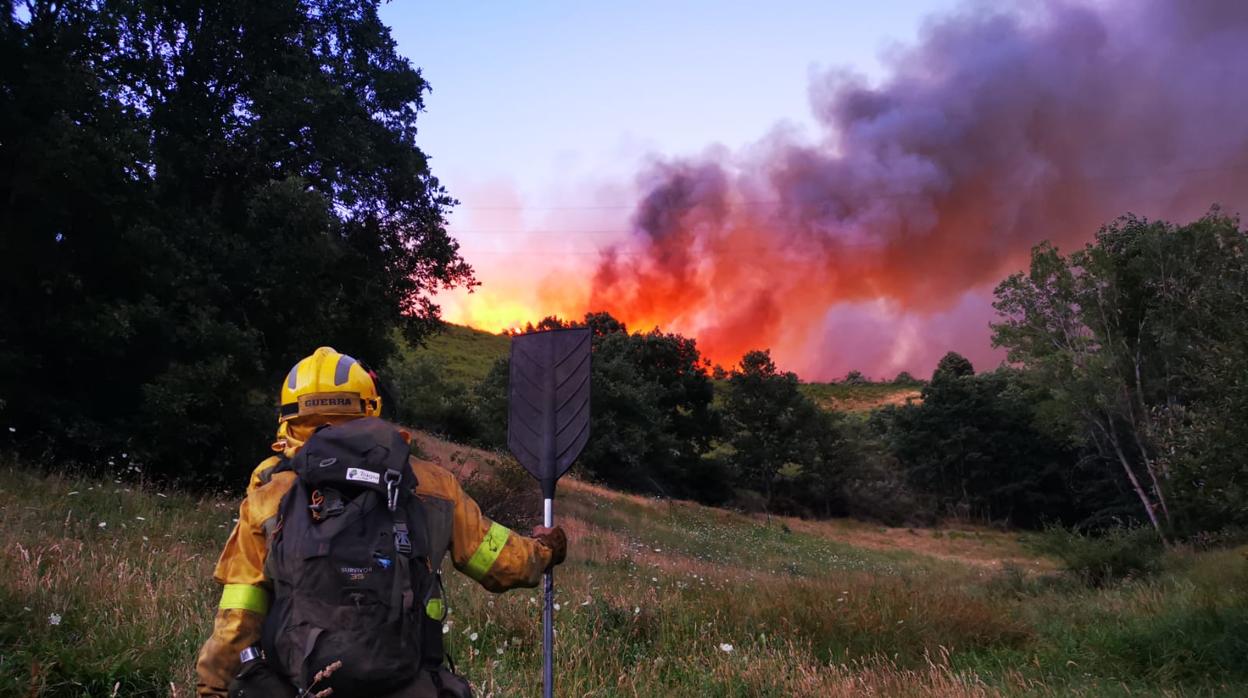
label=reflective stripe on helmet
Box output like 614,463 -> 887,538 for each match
219,583 -> 269,614
425,597 -> 446,621
333,354 -> 359,386
464,522 -> 511,581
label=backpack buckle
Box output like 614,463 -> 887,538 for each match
393,521 -> 412,556
308,488 -> 345,522
385,468 -> 402,511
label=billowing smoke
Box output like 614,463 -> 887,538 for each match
587,0 -> 1248,379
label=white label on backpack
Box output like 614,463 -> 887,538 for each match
346,467 -> 380,485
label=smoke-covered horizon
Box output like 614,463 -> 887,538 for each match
572,0 -> 1248,379
445,0 -> 1248,381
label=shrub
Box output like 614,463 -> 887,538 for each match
1032,525 -> 1163,587
387,351 -> 479,443
459,455 -> 541,531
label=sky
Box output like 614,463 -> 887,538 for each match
380,1 -> 1248,380
382,2 -> 969,196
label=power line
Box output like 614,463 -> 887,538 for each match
447,158 -> 1248,215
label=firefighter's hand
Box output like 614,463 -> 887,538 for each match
531,526 -> 567,569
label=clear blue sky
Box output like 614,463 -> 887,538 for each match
381,1 -> 960,213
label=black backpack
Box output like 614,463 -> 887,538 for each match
261,417 -> 433,695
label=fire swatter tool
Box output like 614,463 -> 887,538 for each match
507,327 -> 592,698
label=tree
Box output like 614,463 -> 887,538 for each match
892,371 -> 920,386
933,352 -> 975,381
0,1 -> 473,484
992,211 -> 1248,537
722,350 -> 834,515
842,370 -> 868,385
873,360 -> 1102,528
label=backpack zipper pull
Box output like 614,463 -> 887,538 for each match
384,469 -> 401,511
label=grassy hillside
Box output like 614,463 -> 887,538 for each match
798,382 -> 923,412
404,323 -> 510,385
5,439 -> 1247,697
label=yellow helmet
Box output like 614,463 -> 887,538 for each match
278,346 -> 381,423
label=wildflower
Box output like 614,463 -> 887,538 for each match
7,427 -> 14,433
495,647 -> 504,655
633,606 -> 640,615
49,613 -> 62,626
719,643 -> 733,653
98,521 -> 107,529
553,603 -> 561,611
442,625 -> 450,635
135,516 -> 146,521
469,632 -> 479,642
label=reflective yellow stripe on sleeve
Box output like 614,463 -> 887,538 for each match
465,522 -> 511,581
219,583 -> 269,615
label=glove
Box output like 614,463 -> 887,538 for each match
530,525 -> 567,569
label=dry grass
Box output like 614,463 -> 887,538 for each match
1,467 -> 220,694
798,383 -> 923,412
3,441 -> 1246,696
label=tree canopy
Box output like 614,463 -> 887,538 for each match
0,0 -> 473,484
993,211 -> 1248,535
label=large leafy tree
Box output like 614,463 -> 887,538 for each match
873,353 -> 1104,528
993,211 -> 1248,536
0,1 -> 473,484
721,350 -> 841,515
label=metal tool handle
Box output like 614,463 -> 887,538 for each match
543,497 -> 554,698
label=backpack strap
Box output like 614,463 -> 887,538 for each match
257,455 -> 293,486
385,468 -> 418,642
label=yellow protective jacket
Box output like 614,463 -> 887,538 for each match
195,438 -> 553,697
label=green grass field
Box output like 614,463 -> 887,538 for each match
404,323 -> 510,385
3,437 -> 1246,697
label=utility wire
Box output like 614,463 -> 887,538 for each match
443,159 -> 1248,260
446,159 -> 1248,217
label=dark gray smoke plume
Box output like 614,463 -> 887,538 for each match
588,0 -> 1248,378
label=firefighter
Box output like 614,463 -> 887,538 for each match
195,347 -> 567,697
